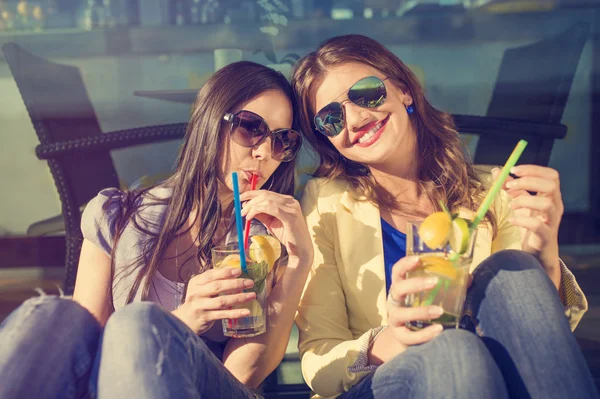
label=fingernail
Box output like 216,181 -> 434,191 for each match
510,166 -> 520,174
245,292 -> 256,300
406,256 -> 420,264
491,167 -> 500,174
230,268 -> 242,276
506,181 -> 515,188
424,277 -> 439,286
243,279 -> 254,288
429,306 -> 444,317
433,324 -> 444,333
241,309 -> 251,316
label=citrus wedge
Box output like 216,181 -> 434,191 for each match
219,254 -> 242,269
420,255 -> 457,280
249,235 -> 281,272
449,217 -> 471,254
418,211 -> 452,249
240,298 -> 263,318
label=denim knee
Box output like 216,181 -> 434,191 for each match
387,330 -> 507,398
471,249 -> 556,301
439,330 -> 507,396
475,250 -> 544,276
100,303 -> 172,374
20,295 -> 90,319
101,302 -> 208,368
398,330 -> 498,378
102,302 -> 169,348
1,295 -> 98,336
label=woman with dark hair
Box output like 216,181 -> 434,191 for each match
291,35 -> 597,399
0,61 -> 313,399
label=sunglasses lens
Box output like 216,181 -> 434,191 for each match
315,102 -> 344,137
272,129 -> 302,162
231,111 -> 267,146
348,76 -> 386,108
230,110 -> 300,162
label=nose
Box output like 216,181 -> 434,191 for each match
252,136 -> 272,161
343,101 -> 371,135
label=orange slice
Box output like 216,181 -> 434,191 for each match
418,211 -> 452,249
420,255 -> 457,280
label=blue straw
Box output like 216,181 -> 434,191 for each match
231,172 -> 248,274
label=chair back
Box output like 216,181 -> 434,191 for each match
474,22 -> 590,166
2,43 -> 120,208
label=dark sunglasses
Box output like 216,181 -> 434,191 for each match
223,110 -> 302,162
314,76 -> 388,137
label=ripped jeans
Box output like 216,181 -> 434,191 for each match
0,297 -> 257,399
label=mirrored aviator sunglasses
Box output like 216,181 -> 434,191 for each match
223,110 -> 302,162
314,76 -> 388,137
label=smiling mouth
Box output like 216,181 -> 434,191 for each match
353,115 -> 390,145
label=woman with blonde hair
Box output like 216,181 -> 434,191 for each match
291,34 -> 597,399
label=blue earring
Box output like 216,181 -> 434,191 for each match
406,104 -> 414,114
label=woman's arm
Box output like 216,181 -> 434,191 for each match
293,179 -> 382,397
72,239 -> 113,326
490,185 -> 587,330
222,254 -> 311,388
221,189 -> 314,388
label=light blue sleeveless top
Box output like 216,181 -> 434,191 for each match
80,186 -> 268,310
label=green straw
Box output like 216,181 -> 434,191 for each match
447,139 -> 528,263
470,140 -> 528,231
422,279 -> 444,307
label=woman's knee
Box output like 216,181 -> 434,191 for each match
401,330 -> 507,397
103,302 -> 168,346
471,250 -> 557,301
100,303 -> 174,377
393,330 -> 491,375
99,303 -> 212,384
476,250 -> 545,276
2,296 -> 98,335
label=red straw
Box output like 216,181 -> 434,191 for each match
243,173 -> 258,250
232,173 -> 257,332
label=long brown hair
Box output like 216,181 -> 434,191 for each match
291,34 -> 495,231
107,61 -> 297,308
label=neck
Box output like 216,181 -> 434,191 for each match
370,168 -> 420,201
368,145 -> 421,201
217,178 -> 234,210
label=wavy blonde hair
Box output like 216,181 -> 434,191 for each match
291,34 -> 496,233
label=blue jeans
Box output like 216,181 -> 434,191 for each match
340,250 -> 599,399
96,302 -> 256,399
0,295 -> 101,399
0,298 -> 257,399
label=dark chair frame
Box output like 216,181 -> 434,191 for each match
2,42 -> 187,293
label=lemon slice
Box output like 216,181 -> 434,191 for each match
418,211 -> 452,249
249,235 -> 281,272
241,299 -> 263,318
420,255 -> 457,280
449,217 -> 471,254
219,254 -> 242,269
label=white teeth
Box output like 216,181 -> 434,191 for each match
357,121 -> 383,144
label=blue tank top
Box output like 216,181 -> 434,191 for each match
381,218 -> 407,294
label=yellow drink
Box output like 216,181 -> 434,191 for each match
213,246 -> 269,338
404,220 -> 477,330
404,254 -> 470,330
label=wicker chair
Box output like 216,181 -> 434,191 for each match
2,43 -> 187,294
